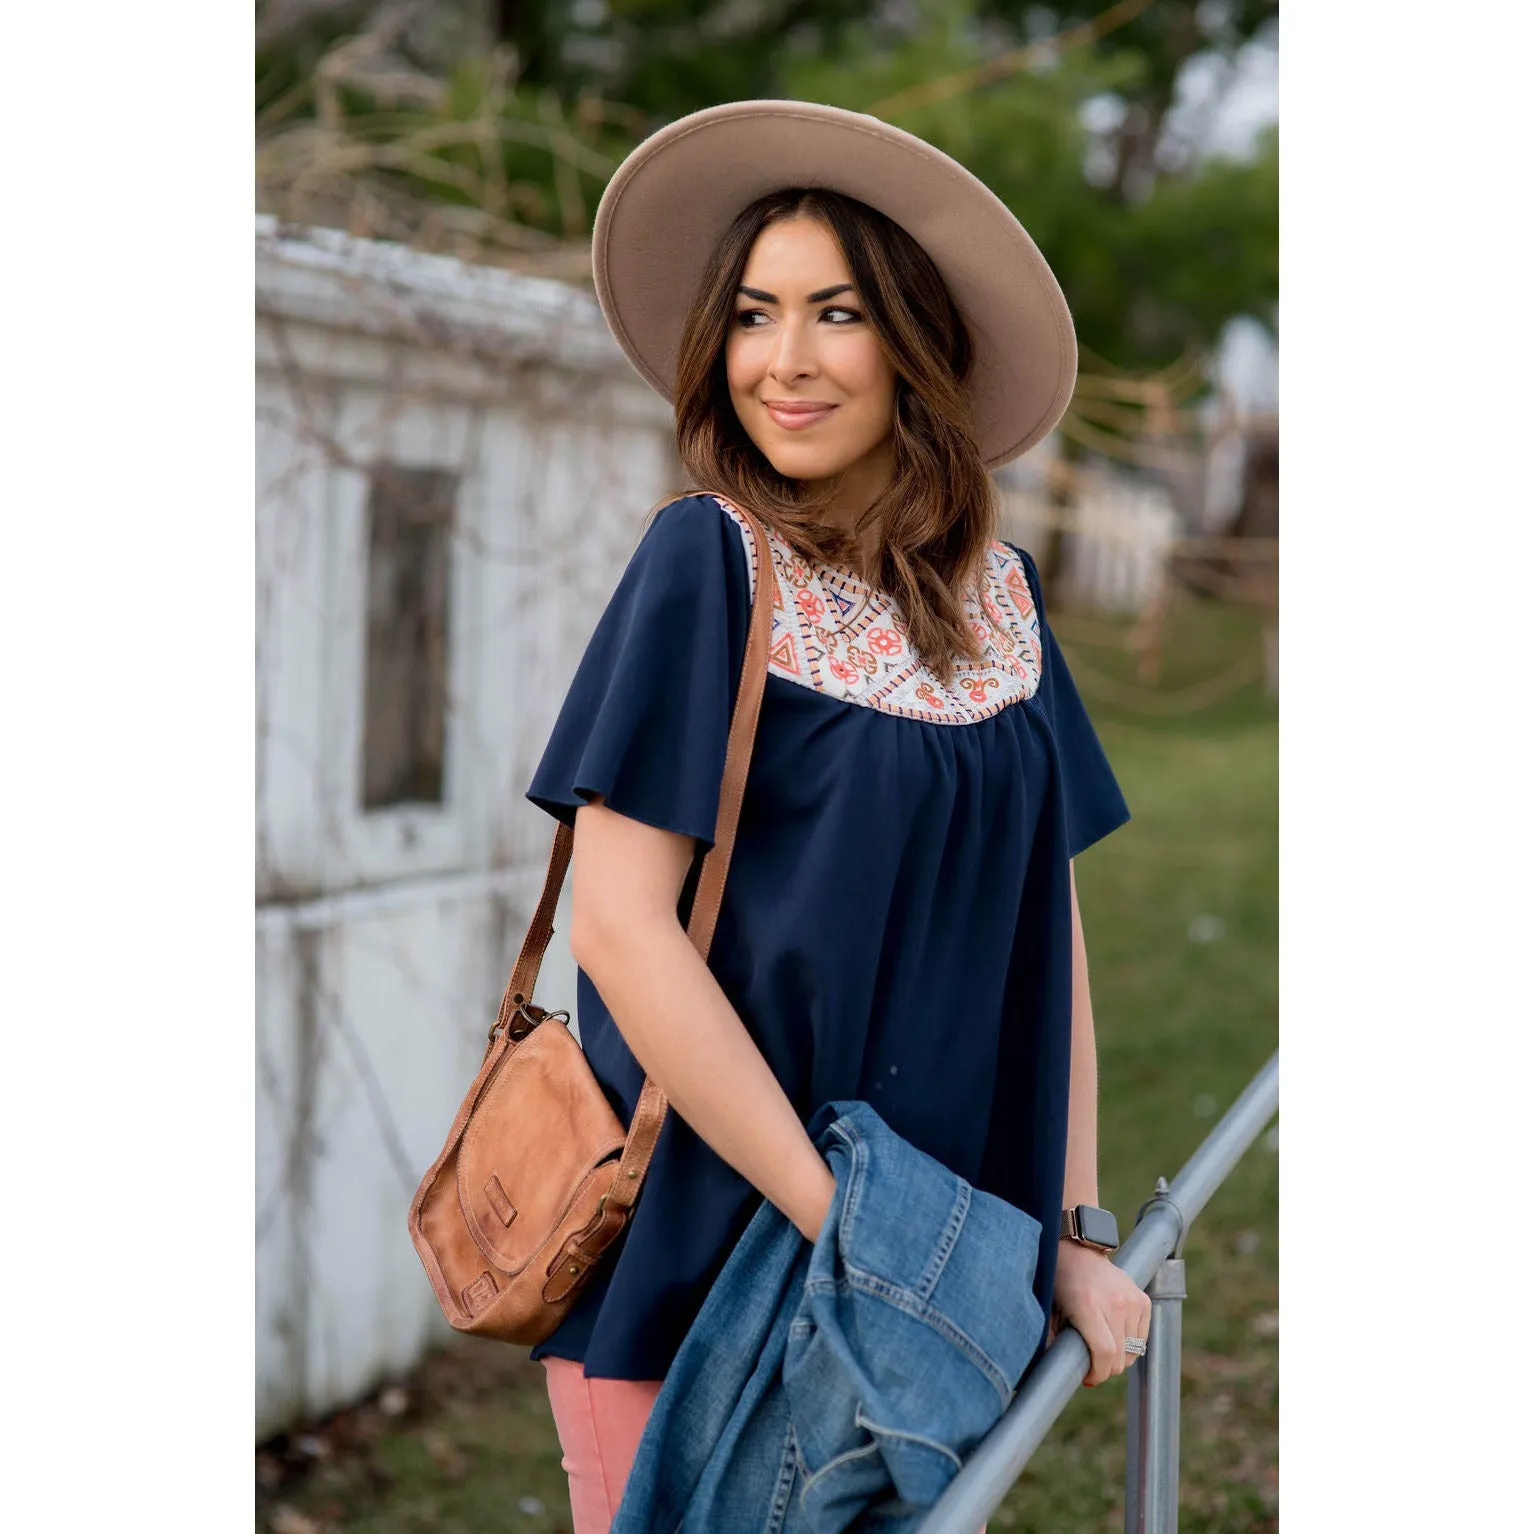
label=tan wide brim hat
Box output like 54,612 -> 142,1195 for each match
592,99 -> 1077,470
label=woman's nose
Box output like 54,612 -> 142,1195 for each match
769,319 -> 817,384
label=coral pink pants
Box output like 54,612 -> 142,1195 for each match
541,1358 -> 662,1533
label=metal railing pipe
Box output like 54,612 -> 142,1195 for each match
1153,1053 -> 1280,1233
1124,1255 -> 1186,1534
915,1051 -> 1278,1534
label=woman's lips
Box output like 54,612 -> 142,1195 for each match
763,401 -> 837,430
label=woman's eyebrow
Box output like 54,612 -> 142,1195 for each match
736,283 -> 855,304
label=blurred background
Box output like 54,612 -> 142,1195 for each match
255,3 -> 1278,1530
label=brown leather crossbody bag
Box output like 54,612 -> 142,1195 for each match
407,501 -> 774,1345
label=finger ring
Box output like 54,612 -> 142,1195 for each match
1124,1336 -> 1147,1357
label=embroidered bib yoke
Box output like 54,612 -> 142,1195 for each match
525,494 -> 1129,1380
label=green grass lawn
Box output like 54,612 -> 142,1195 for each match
257,596 -> 1277,1534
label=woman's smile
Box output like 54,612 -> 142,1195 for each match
762,399 -> 838,430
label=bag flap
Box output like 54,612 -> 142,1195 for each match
457,1018 -> 627,1275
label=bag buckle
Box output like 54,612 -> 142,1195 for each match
487,997 -> 571,1046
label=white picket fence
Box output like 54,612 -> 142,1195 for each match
1000,484 -> 1180,615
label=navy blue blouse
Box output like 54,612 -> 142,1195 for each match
525,493 -> 1129,1381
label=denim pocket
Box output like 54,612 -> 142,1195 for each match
784,1307 -> 972,1531
795,1403 -> 964,1530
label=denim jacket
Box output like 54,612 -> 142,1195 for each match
611,1101 -> 1046,1533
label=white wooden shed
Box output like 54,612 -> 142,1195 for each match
255,216 -> 679,1438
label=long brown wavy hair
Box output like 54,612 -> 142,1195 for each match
668,187 -> 999,690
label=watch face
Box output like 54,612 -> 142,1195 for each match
1078,1205 -> 1119,1250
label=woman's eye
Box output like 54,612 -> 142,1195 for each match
734,306 -> 860,328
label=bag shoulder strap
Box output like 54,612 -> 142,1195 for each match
493,496 -> 776,1209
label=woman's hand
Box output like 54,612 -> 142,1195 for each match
1051,1240 -> 1153,1387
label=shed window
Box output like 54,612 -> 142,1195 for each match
361,465 -> 456,810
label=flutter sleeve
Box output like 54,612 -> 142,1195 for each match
1015,545 -> 1131,858
526,494 -> 753,848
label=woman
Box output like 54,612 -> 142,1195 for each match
524,101 -> 1152,1529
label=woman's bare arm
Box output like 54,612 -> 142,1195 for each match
1054,860 -> 1153,1385
567,795 -> 836,1241
1061,862 -> 1101,1210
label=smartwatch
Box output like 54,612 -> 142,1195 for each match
1061,1204 -> 1120,1253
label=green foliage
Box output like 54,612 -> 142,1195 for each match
1135,123 -> 1279,340
593,0 -> 875,121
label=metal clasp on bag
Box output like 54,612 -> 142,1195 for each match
595,1166 -> 639,1221
487,996 -> 570,1046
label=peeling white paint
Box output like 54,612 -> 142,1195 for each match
255,218 -> 673,1439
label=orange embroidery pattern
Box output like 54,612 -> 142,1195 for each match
713,496 -> 1042,725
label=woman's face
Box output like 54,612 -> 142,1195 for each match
725,215 -> 897,504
